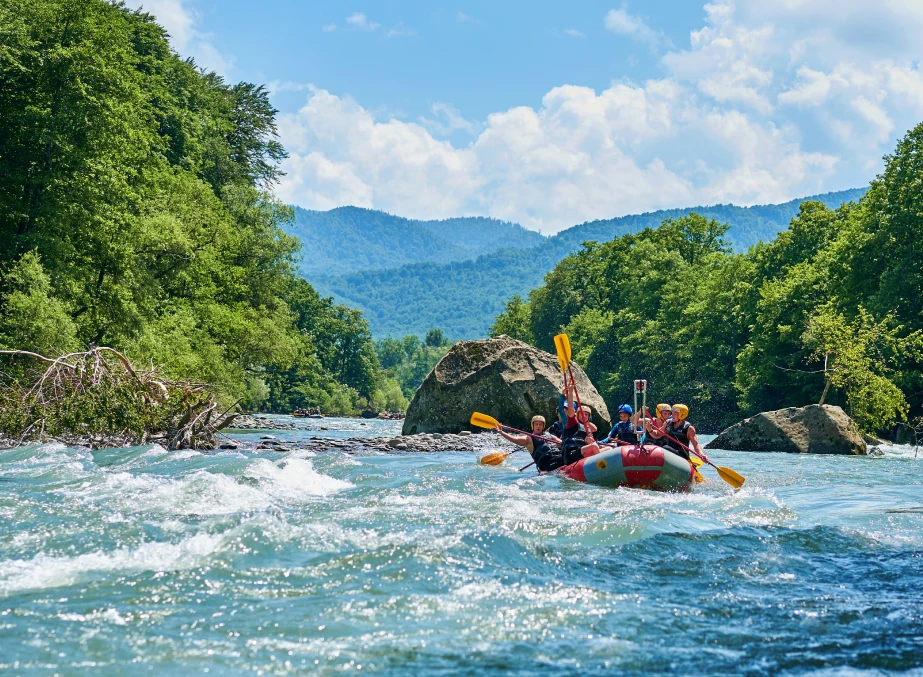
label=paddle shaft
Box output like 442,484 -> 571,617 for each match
651,425 -> 712,468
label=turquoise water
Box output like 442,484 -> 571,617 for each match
1,417 -> 921,676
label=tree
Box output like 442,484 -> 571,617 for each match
425,327 -> 449,347
803,307 -> 922,432
0,251 -> 78,355
488,295 -> 533,343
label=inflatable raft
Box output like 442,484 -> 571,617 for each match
559,443 -> 695,492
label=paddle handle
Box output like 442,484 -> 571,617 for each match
518,461 -> 536,472
498,424 -> 559,445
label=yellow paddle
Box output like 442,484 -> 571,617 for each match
470,412 -> 516,465
471,412 -> 554,466
554,333 -> 571,374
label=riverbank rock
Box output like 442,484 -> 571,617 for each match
227,414 -> 297,431
402,335 -> 611,435
705,404 -> 867,455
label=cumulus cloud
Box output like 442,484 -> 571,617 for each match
123,0 -> 233,76
563,28 -> 586,38
275,1 -> 923,233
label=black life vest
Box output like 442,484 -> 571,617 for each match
561,418 -> 588,464
610,420 -> 636,443
664,420 -> 692,460
530,437 -> 565,472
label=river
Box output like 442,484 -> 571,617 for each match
1,417 -> 921,675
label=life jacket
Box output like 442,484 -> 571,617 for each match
530,437 -> 566,472
561,417 -> 588,464
664,420 -> 692,460
610,420 -> 636,443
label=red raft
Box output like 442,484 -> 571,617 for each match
559,443 -> 696,492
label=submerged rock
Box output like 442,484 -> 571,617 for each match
402,335 -> 611,435
706,404 -> 867,455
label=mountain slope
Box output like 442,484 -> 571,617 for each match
309,188 -> 868,339
286,206 -> 545,277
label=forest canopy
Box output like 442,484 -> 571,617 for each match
490,127 -> 923,434
0,0 -> 405,416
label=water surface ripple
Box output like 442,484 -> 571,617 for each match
1,417 -> 921,675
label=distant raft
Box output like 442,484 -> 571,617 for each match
559,444 -> 695,492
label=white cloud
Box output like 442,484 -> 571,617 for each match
322,23 -> 336,33
123,0 -> 233,76
275,1 -> 923,233
604,8 -> 670,49
346,12 -> 379,31
387,22 -> 416,38
419,102 -> 481,137
276,83 -> 837,233
563,28 -> 586,38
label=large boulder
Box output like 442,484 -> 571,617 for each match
705,404 -> 866,455
402,336 -> 611,435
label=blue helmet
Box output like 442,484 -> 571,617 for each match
618,404 -> 633,415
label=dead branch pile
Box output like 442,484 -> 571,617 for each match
0,347 -> 237,449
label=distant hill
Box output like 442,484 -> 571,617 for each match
286,206 -> 545,277
306,188 -> 868,339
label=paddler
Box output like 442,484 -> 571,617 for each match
602,404 -> 635,445
493,415 -> 565,471
560,382 -> 598,464
647,404 -> 703,461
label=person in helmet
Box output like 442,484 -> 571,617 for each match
494,415 -> 565,472
603,404 -> 637,445
648,404 -> 702,460
560,382 -> 598,465
642,403 -> 672,439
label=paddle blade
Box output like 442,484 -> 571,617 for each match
480,452 -> 510,465
690,455 -> 704,468
553,334 -> 572,373
470,412 -> 500,429
716,465 -> 745,489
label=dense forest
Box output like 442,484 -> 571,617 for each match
490,133 -> 923,435
314,189 -> 866,339
0,0 -> 407,417
287,206 -> 545,277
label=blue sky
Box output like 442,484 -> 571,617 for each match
127,1 -> 923,233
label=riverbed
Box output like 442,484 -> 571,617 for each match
0,417 -> 921,675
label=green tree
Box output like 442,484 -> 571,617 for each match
488,295 -> 533,343
0,251 -> 78,354
803,307 -> 922,431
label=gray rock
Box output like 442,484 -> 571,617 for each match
219,442 -> 240,450
402,335 -> 611,435
387,438 -> 404,448
261,435 -> 276,440
706,404 -> 867,455
458,430 -> 472,436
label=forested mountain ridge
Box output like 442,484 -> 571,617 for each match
287,206 -> 545,276
309,188 -> 867,339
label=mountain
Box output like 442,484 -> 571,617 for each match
305,188 -> 868,339
286,206 -> 545,277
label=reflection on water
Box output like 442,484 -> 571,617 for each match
0,418 -> 920,675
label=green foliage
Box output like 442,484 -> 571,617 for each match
497,172 -> 923,433
0,251 -> 78,354
804,307 -> 922,432
0,0 -> 389,419
375,332 -> 451,400
489,295 -> 533,343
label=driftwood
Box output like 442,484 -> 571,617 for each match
0,347 -> 238,450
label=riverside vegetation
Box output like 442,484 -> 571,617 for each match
0,0 -> 425,445
490,124 -> 923,436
